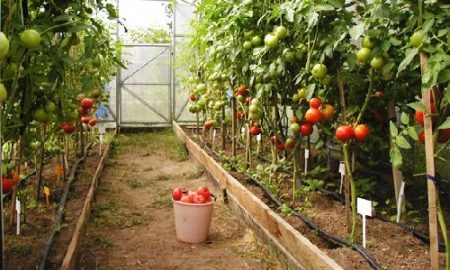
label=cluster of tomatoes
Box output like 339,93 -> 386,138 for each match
290,97 -> 335,137
415,91 -> 450,144
335,124 -> 370,142
172,185 -> 213,204
59,97 -> 97,135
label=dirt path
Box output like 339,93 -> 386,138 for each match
78,130 -> 281,270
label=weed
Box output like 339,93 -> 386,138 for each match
152,195 -> 172,208
127,178 -> 150,189
156,173 -> 171,181
93,234 -> 114,249
10,242 -> 31,256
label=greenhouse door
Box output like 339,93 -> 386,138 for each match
117,44 -> 172,127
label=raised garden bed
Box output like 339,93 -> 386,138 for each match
173,121 -> 446,269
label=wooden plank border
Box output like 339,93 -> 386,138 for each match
173,122 -> 343,270
60,137 -> 113,270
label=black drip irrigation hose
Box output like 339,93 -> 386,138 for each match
246,177 -> 383,270
37,143 -> 92,270
196,138 -> 383,269
222,132 -> 447,252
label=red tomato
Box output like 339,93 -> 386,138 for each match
419,131 -> 425,144
88,118 -> 97,126
375,91 -> 384,97
245,97 -> 252,105
193,194 -> 206,204
79,107 -> 90,116
189,94 -> 196,101
321,104 -> 334,121
204,121 -> 214,129
81,116 -> 90,124
81,98 -> 94,110
335,125 -> 354,142
63,124 -> 76,134
309,98 -> 322,109
276,142 -> 285,152
300,122 -> 313,136
415,103 -> 436,125
2,177 -> 13,193
250,126 -> 261,136
236,85 -> 249,96
59,122 -> 69,129
438,128 -> 450,144
354,124 -> 369,141
180,195 -> 194,203
172,187 -> 183,201
197,185 -> 211,200
305,108 -> 323,124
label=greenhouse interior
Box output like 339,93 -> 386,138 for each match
0,0 -> 448,269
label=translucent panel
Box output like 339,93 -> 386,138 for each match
121,46 -> 171,85
119,0 -> 171,37
174,1 -> 195,36
174,83 -> 196,122
120,85 -> 170,123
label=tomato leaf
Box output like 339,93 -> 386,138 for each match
389,37 -> 402,46
349,24 -> 364,41
390,147 -> 403,168
407,102 -> 425,112
306,83 -> 316,101
400,112 -> 409,125
408,128 -> 419,141
437,68 -> 450,84
396,135 -> 411,149
390,121 -> 398,137
397,48 -> 418,76
438,117 -> 450,130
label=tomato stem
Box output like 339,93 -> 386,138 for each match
343,143 -> 357,242
355,69 -> 374,125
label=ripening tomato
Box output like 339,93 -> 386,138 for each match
335,125 -> 354,142
81,116 -> 90,124
180,194 -> 194,203
419,131 -> 425,144
250,126 -> 261,136
290,123 -> 300,133
88,118 -> 97,126
236,85 -> 248,96
63,124 -> 76,134
172,187 -> 183,201
285,138 -> 295,149
2,177 -> 13,193
304,108 -> 322,124
309,97 -> 322,109
321,104 -> 335,121
189,94 -> 196,101
354,124 -> 369,141
300,122 -> 313,136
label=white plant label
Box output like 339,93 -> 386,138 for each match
256,134 -> 262,142
339,161 -> 346,194
357,197 -> 372,249
98,124 -> 106,134
212,129 -> 216,146
396,181 -> 405,223
304,149 -> 309,175
16,199 -> 21,235
241,127 -> 246,139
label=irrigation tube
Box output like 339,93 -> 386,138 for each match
37,143 -> 92,270
196,138 -> 383,269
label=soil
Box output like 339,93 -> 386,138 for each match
4,142 -> 102,270
78,130 -> 282,270
186,126 -> 447,270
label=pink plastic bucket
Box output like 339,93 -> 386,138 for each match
173,199 -> 214,243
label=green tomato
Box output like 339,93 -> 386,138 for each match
362,37 -> 374,49
197,83 -> 207,92
410,30 -> 424,48
251,98 -> 261,106
274,25 -> 287,40
292,93 -> 300,103
311,64 -> 327,79
297,88 -> 306,99
290,123 -> 300,133
1,163 -> 6,177
243,41 -> 252,50
32,107 -> 49,122
356,47 -> 371,62
319,75 -> 331,86
0,83 -> 7,103
20,29 -> 41,49
236,94 -> 245,103
282,49 -> 295,62
264,34 -> 279,48
44,100 -> 56,113
251,36 -> 262,46
249,104 -> 260,114
370,56 -> 384,70
0,32 -> 10,57
249,111 -> 261,121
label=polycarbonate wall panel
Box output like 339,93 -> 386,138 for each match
174,1 -> 195,36
121,46 -> 171,85
121,85 -> 170,123
174,36 -> 195,122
